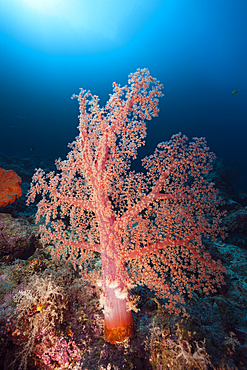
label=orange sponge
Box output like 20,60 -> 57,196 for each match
0,168 -> 22,208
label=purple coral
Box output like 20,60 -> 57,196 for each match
35,329 -> 82,370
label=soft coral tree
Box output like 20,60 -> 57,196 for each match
27,69 -> 226,344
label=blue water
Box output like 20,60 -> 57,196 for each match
0,0 -> 246,191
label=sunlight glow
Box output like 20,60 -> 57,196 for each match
20,0 -> 64,16
0,0 -> 163,55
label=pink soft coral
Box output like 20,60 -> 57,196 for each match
27,69 -> 226,343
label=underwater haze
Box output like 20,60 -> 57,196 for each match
0,0 -> 247,192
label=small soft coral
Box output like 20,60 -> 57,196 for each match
0,168 -> 22,208
10,271 -> 67,370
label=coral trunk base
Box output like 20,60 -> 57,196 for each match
104,323 -> 135,344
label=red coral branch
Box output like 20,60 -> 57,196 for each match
27,69 -> 226,344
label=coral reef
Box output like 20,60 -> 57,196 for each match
0,74 -> 246,369
0,215 -> 246,369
